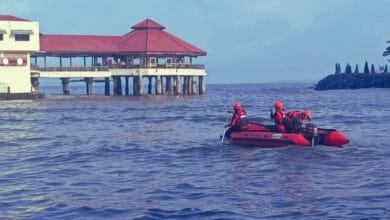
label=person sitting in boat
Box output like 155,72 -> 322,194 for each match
270,101 -> 286,131
224,103 -> 249,137
284,110 -> 312,132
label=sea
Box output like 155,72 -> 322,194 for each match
0,83 -> 389,219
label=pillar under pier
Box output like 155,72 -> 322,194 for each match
137,75 -> 143,95
199,76 -> 206,95
191,76 -> 197,95
85,77 -> 93,96
156,76 -> 162,95
175,76 -> 182,95
31,77 -> 40,93
125,76 -> 129,96
166,76 -> 172,95
104,77 -> 110,96
148,77 -> 153,95
60,77 -> 70,95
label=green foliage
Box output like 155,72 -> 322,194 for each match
345,63 -> 352,74
364,61 -> 370,74
354,64 -> 359,73
371,64 -> 376,73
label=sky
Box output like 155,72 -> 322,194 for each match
1,0 -> 389,84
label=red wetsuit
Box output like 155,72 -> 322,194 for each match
229,109 -> 249,127
273,109 -> 286,131
284,110 -> 311,132
225,109 -> 249,137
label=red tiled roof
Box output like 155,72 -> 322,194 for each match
40,34 -> 121,54
0,15 -> 29,21
131,19 -> 165,30
38,19 -> 207,56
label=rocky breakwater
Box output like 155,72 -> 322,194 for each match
314,73 -> 390,90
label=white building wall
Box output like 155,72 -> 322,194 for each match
0,19 -> 39,93
0,54 -> 31,93
0,20 -> 40,51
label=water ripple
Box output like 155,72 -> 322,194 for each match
0,84 -> 389,219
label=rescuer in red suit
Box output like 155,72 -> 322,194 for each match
284,110 -> 312,132
225,103 -> 249,137
271,101 -> 286,131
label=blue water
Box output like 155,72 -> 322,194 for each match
0,83 -> 389,219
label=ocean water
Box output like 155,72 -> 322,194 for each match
0,83 -> 389,219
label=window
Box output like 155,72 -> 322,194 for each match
149,57 -> 157,67
15,34 -> 29,41
0,34 -> 3,41
166,57 -> 173,67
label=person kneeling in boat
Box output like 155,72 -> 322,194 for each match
224,103 -> 249,138
284,110 -> 312,132
270,101 -> 286,131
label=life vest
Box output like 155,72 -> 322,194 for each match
238,110 -> 249,126
231,109 -> 249,127
273,110 -> 285,125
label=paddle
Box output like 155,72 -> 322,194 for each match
311,126 -> 318,147
221,111 -> 231,144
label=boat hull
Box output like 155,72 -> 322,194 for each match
223,123 -> 349,148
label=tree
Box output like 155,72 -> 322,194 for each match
371,64 -> 376,73
334,63 -> 341,74
364,61 -> 370,74
384,64 -> 388,73
354,64 -> 359,73
345,63 -> 352,74
383,40 -> 390,58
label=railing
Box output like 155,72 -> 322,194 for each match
30,63 -> 205,72
109,63 -> 205,69
30,66 -> 109,71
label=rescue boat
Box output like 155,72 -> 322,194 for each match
222,123 -> 349,148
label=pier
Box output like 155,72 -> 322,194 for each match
0,16 -> 207,98
30,19 -> 207,96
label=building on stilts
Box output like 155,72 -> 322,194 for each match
0,15 -> 207,99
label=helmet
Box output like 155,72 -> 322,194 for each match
274,101 -> 284,109
303,110 -> 311,120
233,103 -> 242,110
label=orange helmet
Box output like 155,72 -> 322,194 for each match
274,101 -> 284,109
233,103 -> 242,110
303,110 -> 312,120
